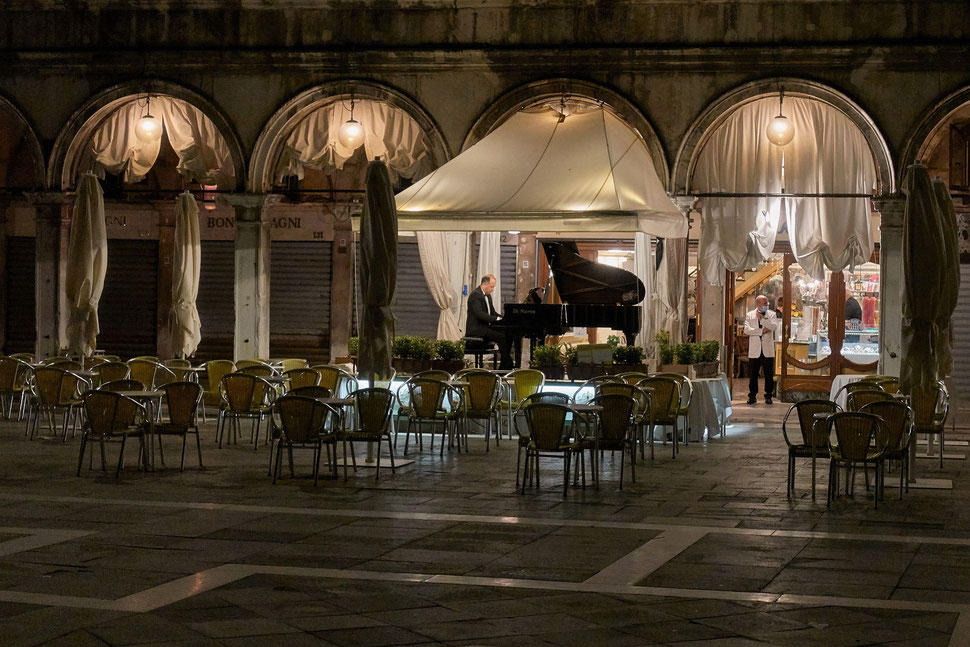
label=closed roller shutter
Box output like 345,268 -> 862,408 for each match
195,240 -> 235,361
393,241 -> 439,338
4,236 -> 35,354
98,239 -> 158,358
951,266 -> 970,398
500,244 -> 517,309
270,241 -> 332,363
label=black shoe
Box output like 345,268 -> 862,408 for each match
765,397 -> 774,405
746,397 -> 756,405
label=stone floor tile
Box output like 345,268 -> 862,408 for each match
188,618 -> 304,638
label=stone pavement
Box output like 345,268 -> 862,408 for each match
0,395 -> 967,646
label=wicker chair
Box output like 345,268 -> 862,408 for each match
151,382 -> 204,471
861,400 -> 913,500
402,378 -> 458,455
845,389 -> 895,412
498,369 -> 545,438
781,399 -> 840,499
28,367 -> 88,441
584,394 -> 638,489
218,372 -> 277,449
911,381 -> 948,469
636,376 -> 681,459
273,394 -> 338,484
77,390 -> 147,478
452,369 -> 502,451
201,360 -> 235,422
521,402 -> 582,496
91,361 -> 131,387
284,368 -> 321,391
312,365 -> 359,398
0,356 -> 31,420
571,375 -> 621,405
512,392 -> 571,487
340,387 -> 396,481
826,412 -> 886,508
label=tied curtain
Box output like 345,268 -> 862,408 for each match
656,238 -> 687,344
417,231 -> 470,341
66,172 -> 107,356
476,232 -> 503,308
171,191 -> 202,358
276,99 -> 434,183
634,233 -> 656,357
695,96 -> 875,284
89,96 -> 235,188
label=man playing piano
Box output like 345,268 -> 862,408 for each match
466,274 -> 514,369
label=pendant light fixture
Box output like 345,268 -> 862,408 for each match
135,95 -> 163,144
337,93 -> 365,150
766,90 -> 795,146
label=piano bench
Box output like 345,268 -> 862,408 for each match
463,337 -> 499,369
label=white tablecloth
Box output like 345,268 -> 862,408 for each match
829,374 -> 866,409
687,374 -> 733,441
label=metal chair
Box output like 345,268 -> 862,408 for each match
521,402 -> 583,496
826,411 -> 886,509
0,356 -> 31,420
152,381 -> 205,471
636,376 -> 681,459
340,387 -> 396,481
27,367 -> 89,441
781,399 -> 840,499
861,400 -> 914,500
911,381 -> 948,468
402,378 -> 458,455
273,394 -> 338,485
284,368 -> 321,391
585,394 -> 638,489
845,388 -> 894,412
218,372 -> 277,449
513,392 -> 571,487
452,369 -> 502,451
76,390 -> 147,478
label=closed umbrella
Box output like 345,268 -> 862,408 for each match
171,191 -> 202,358
66,172 -> 107,357
358,159 -> 398,384
900,163 -> 947,393
933,178 -> 960,379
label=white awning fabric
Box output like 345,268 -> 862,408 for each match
393,107 -> 686,237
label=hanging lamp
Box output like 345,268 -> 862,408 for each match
766,91 -> 795,146
337,94 -> 365,150
135,95 -> 163,144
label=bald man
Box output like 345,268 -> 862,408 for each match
465,274 -> 513,369
743,294 -> 779,405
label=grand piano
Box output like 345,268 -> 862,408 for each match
496,241 -> 645,362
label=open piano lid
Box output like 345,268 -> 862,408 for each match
543,241 -> 645,306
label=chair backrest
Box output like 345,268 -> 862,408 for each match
33,367 -> 82,405
657,373 -> 692,410
461,370 -> 501,412
83,355 -> 109,370
284,368 -> 321,390
860,400 -> 913,452
845,389 -> 895,412
131,356 -> 160,362
99,379 -> 146,392
221,372 -> 270,412
279,358 -> 309,373
275,395 -> 331,443
163,358 -> 193,381
161,381 -> 203,427
520,392 -> 570,407
128,359 -> 161,389
507,369 -> 544,402
352,387 -> 395,434
616,372 -> 649,385
39,356 -> 73,366
48,359 -> 82,370
237,358 -> 274,371
783,399 -> 839,449
205,360 -> 236,391
836,380 -> 883,403
573,375 -> 621,404
238,364 -> 274,378
523,402 -> 571,451
413,369 -> 452,381
9,353 -> 35,363
590,394 -> 636,443
911,382 -> 947,428
82,390 -> 140,435
0,357 -> 28,390
153,364 -> 178,388
637,376 -> 680,418
874,376 -> 900,394
93,361 -> 131,385
596,382 -> 638,399
406,378 -> 448,418
828,411 -> 883,461
289,385 -> 333,399
312,365 -> 358,396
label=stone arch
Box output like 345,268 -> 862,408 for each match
48,79 -> 246,191
249,80 -> 450,193
672,77 -> 894,196
899,84 -> 970,184
463,78 -> 671,190
0,93 -> 45,189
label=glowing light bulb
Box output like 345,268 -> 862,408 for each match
338,119 -> 364,150
135,114 -> 162,143
766,114 -> 795,146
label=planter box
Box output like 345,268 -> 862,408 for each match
392,358 -> 434,375
568,363 -> 611,381
611,363 -> 649,376
658,363 -> 689,376
431,359 -> 466,373
534,365 -> 566,380
688,362 -> 720,379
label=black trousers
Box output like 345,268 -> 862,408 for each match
480,328 -> 514,369
748,354 -> 775,399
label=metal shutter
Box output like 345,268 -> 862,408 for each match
392,241 -> 439,338
270,241 -> 332,363
951,266 -> 970,398
195,240 -> 235,361
4,236 -> 35,354
98,239 -> 158,358
500,244 -> 517,307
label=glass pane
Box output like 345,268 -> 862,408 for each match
842,262 -> 880,365
787,262 -> 830,375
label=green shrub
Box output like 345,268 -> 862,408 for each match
612,345 -> 645,364
530,344 -> 565,369
347,336 -> 359,356
564,346 -> 578,366
606,334 -> 621,350
696,340 -> 720,363
660,346 -> 675,365
434,339 -> 465,361
674,342 -> 695,365
412,336 -> 435,360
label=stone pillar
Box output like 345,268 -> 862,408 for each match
156,205 -> 175,359
27,192 -> 72,358
221,194 -> 276,361
873,196 -> 905,376
329,215 -> 353,360
670,196 -> 698,343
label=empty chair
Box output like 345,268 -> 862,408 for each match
128,359 -> 164,390
585,394 -> 638,489
861,400 -> 914,500
99,379 -> 147,392
278,358 -> 309,373
0,356 -> 31,420
91,361 -> 131,386
498,369 -> 545,437
340,387 -> 396,481
781,399 -> 840,499
911,381 -> 948,469
28,367 -> 88,441
76,390 -> 147,478
237,358 -> 275,372
284,368 -> 321,391
163,358 -> 194,382
218,372 -> 277,449
826,412 -> 886,509
10,353 -> 35,363
845,388 -> 894,412
402,378 -> 456,455
572,375 -> 620,405
312,365 -> 359,398
834,380 -> 883,406
273,394 -> 339,485
520,402 -> 583,496
616,372 -> 649,385
453,369 -> 502,451
513,392 -> 571,486
659,373 -> 693,446
637,376 -> 681,459
151,382 -> 205,471
202,360 -> 235,421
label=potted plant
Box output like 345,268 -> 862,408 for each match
530,344 -> 566,380
611,345 -> 647,374
392,335 -> 415,373
334,336 -> 359,366
688,340 -> 721,379
432,339 -> 466,373
412,336 -> 435,373
659,341 -> 692,375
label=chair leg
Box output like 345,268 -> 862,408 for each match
563,452 -> 570,497
76,432 -> 88,477
940,433 -> 944,469
342,440 -> 349,481
116,435 -> 128,478
195,430 -> 204,468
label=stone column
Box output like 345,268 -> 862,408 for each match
873,196 -> 904,376
221,194 -> 277,361
670,196 -> 698,343
27,192 -> 72,358
329,215 -> 353,360
156,205 -> 175,359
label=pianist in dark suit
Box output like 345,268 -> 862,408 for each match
465,274 -> 513,369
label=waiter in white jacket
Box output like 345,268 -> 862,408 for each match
743,294 -> 780,405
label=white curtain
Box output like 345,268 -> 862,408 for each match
658,238 -> 687,343
172,191 -> 202,358
66,173 -> 107,356
417,231 -> 469,340
694,96 -> 875,284
634,233 -> 655,355
477,232 -> 503,308
89,96 -> 235,188
276,99 -> 434,183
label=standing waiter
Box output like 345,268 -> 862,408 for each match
465,274 -> 513,369
743,294 -> 780,404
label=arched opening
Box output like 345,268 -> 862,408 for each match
0,96 -> 45,356
679,80 -> 891,399
251,81 -> 450,355
49,83 -> 244,359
